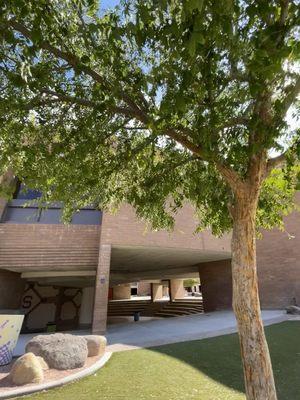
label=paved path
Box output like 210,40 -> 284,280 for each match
106,310 -> 287,352
15,310 -> 287,356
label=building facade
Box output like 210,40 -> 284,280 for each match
0,176 -> 299,333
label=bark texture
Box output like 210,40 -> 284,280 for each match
231,190 -> 277,400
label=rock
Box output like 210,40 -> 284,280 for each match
9,352 -> 44,385
82,335 -> 107,357
25,333 -> 88,370
36,356 -> 49,370
286,305 -> 300,315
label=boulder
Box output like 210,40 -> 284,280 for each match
82,335 -> 107,357
286,305 -> 300,315
36,356 -> 49,370
25,333 -> 88,370
9,352 -> 44,386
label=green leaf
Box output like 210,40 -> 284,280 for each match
185,0 -> 204,14
80,55 -> 90,64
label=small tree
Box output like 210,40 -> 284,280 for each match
183,278 -> 200,288
0,1 -> 300,398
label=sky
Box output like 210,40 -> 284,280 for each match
100,0 -> 120,11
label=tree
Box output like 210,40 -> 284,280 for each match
0,1 -> 299,398
183,278 -> 200,288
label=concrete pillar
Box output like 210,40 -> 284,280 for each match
92,244 -> 111,334
169,279 -> 185,301
151,283 -> 163,302
162,286 -> 169,297
137,282 -> 151,296
113,284 -> 131,300
79,287 -> 95,326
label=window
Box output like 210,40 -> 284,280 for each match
71,209 -> 102,225
2,183 -> 101,225
1,202 -> 101,225
14,183 -> 42,200
39,208 -> 63,224
3,205 -> 39,223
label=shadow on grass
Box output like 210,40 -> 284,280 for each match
148,321 -> 300,400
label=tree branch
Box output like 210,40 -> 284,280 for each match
280,74 -> 300,116
221,116 -> 249,130
266,152 -> 288,172
6,19 -> 108,87
25,89 -> 134,117
266,137 -> 300,173
216,163 -> 244,192
5,19 -> 147,119
28,90 -> 97,109
279,0 -> 289,26
4,18 -> 243,192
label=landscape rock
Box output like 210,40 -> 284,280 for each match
82,335 -> 107,357
9,352 -> 44,385
286,305 -> 300,315
36,356 -> 49,370
25,333 -> 88,370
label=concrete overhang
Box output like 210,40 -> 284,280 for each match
109,245 -> 231,285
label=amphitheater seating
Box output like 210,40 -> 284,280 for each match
107,298 -> 204,318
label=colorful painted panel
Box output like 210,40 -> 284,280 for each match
0,315 -> 24,366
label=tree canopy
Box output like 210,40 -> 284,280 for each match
0,0 -> 299,233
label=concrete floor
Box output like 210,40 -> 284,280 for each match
105,310 -> 287,352
14,310 -> 287,356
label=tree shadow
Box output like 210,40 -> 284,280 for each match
147,322 -> 300,400
150,330 -> 245,394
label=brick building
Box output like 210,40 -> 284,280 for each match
0,177 -> 299,333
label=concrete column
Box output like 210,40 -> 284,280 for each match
151,283 -> 163,302
113,284 -> 131,300
79,287 -> 95,326
92,244 -> 111,334
137,282 -> 151,296
170,279 -> 185,301
162,286 -> 169,297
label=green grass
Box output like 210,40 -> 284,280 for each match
27,322 -> 300,400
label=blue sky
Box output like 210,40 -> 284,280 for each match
100,0 -> 120,11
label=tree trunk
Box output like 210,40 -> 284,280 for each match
231,192 -> 277,400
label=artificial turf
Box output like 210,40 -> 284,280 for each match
25,321 -> 300,400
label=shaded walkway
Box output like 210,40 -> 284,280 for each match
106,310 -> 287,352
14,310 -> 286,356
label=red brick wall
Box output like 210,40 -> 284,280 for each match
100,204 -> 231,252
0,269 -> 25,310
257,200 -> 300,308
199,260 -> 232,312
199,197 -> 300,311
0,224 -> 100,272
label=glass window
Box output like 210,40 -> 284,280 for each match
71,209 -> 102,225
39,208 -> 62,224
2,184 -> 102,225
2,206 -> 39,223
15,184 -> 42,200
